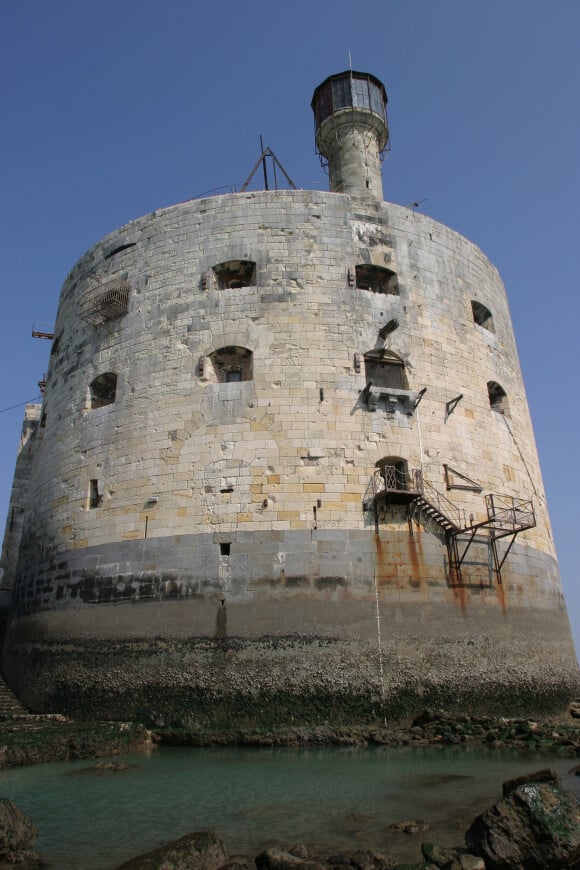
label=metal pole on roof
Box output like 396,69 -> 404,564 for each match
260,135 -> 269,190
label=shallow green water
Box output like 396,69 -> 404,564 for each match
1,745 -> 578,869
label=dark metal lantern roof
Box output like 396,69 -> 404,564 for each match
311,70 -> 388,129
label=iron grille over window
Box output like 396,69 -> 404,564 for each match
80,279 -> 131,325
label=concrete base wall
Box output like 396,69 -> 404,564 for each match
3,603 -> 577,727
4,527 -> 578,726
8,524 -> 566,615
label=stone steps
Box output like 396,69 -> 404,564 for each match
0,674 -> 30,719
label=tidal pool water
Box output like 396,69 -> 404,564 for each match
1,745 -> 578,869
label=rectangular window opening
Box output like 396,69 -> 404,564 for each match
89,479 -> 101,509
219,542 -> 231,557
212,260 -> 256,290
355,264 -> 399,295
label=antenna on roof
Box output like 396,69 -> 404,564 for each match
240,144 -> 297,192
348,50 -> 352,71
259,135 -> 269,191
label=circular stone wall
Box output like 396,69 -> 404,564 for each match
3,189 -> 578,724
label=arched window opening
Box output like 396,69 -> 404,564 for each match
376,456 -> 409,492
471,301 -> 495,333
487,381 -> 509,416
213,260 -> 256,290
208,347 -> 253,384
355,264 -> 399,295
364,350 -> 407,390
90,372 -> 118,409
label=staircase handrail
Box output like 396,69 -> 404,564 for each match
421,480 -> 466,530
363,471 -> 379,508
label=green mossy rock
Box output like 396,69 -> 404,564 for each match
0,798 -> 38,863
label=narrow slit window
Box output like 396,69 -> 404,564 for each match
471,301 -> 495,333
213,260 -> 256,290
487,381 -> 509,416
90,372 -> 117,409
89,479 -> 101,509
355,264 -> 399,295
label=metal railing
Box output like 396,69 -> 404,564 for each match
374,466 -> 423,497
421,480 -> 466,530
485,494 -> 535,530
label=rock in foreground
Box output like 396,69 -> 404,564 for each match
256,847 -> 396,870
118,830 -> 228,870
0,797 -> 38,864
465,768 -> 580,869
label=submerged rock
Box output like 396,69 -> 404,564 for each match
0,798 -> 38,864
465,769 -> 580,869
388,820 -> 431,835
118,830 -> 228,870
255,847 -> 396,870
325,849 -> 395,870
218,860 -> 251,870
255,847 -> 326,870
416,841 -> 484,869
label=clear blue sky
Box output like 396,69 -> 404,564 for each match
1,1 -> 578,652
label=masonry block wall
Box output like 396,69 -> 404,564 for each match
1,184 -> 576,725
0,404 -> 40,611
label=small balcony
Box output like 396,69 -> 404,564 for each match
363,465 -> 423,508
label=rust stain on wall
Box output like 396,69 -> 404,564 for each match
448,565 -> 468,613
496,580 -> 507,614
453,584 -> 468,613
373,534 -> 386,583
373,533 -> 397,586
406,533 -> 425,586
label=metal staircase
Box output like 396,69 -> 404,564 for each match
364,466 -> 536,586
410,480 -> 465,533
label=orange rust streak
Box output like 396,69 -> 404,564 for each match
496,580 -> 507,613
373,533 -> 398,586
452,582 -> 468,613
448,559 -> 468,613
406,533 -> 424,586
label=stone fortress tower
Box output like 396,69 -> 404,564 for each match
1,70 -> 577,726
